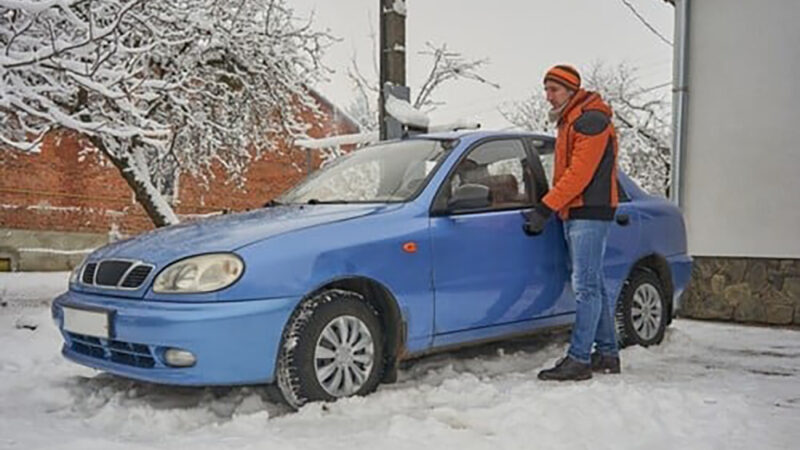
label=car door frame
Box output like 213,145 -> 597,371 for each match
426,135 -> 574,347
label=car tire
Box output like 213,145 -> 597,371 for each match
275,289 -> 384,408
615,269 -> 668,348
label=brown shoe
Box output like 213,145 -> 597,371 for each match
590,352 -> 621,374
538,356 -> 592,381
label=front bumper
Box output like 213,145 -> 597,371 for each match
52,290 -> 301,386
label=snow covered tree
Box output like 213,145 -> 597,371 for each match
0,0 -> 332,226
584,63 -> 672,196
501,62 -> 672,196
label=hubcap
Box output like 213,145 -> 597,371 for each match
631,283 -> 663,341
314,315 -> 375,397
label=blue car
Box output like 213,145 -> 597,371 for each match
52,131 -> 692,407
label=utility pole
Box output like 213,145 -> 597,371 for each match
379,0 -> 407,140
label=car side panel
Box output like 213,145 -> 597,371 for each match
667,253 -> 693,313
604,203 -> 643,305
429,210 -> 572,336
430,311 -> 575,350
635,197 -> 689,258
235,206 -> 436,353
628,192 -> 693,312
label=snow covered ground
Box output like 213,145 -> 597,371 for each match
0,271 -> 70,309
1,273 -> 798,450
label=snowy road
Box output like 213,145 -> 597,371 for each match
1,274 -> 798,449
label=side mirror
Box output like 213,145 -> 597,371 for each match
447,184 -> 491,212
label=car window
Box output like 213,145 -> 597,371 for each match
436,139 -> 534,213
530,138 -> 555,188
278,139 -> 454,204
304,160 -> 381,201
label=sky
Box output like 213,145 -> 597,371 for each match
290,0 -> 676,130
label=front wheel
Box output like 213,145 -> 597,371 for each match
276,289 -> 384,408
615,270 -> 668,348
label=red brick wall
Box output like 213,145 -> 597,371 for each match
0,97 -> 358,236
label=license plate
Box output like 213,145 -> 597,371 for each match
63,306 -> 111,339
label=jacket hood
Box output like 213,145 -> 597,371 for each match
563,89 -> 613,121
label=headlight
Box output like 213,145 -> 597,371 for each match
153,253 -> 244,294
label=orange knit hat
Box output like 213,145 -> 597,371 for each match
544,65 -> 581,91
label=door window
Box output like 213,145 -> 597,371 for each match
436,139 -> 534,213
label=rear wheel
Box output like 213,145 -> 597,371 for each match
616,270 -> 668,347
276,289 -> 384,408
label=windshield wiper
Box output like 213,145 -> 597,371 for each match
306,199 -> 351,204
263,199 -> 283,207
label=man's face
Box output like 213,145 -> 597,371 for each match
544,81 -> 572,109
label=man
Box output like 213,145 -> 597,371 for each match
524,65 -> 621,381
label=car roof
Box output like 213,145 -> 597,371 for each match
414,129 -> 646,199
415,129 -> 555,142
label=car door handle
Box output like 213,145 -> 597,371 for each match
616,214 -> 630,226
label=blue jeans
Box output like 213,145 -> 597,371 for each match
564,219 -> 618,364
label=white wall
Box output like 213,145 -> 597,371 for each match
681,0 -> 800,258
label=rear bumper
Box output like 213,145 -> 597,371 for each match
667,254 -> 693,315
51,290 -> 300,386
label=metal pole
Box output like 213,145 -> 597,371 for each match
670,0 -> 689,207
379,0 -> 406,140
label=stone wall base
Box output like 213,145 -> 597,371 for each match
680,256 -> 800,326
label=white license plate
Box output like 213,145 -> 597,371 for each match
63,307 -> 111,339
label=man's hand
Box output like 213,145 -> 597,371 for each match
523,203 -> 553,235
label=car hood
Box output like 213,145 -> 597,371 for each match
89,204 -> 392,265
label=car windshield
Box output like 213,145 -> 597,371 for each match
278,139 -> 455,204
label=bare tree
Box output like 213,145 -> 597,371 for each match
346,57 -> 380,132
499,90 -> 554,135
344,11 -> 380,132
501,62 -> 671,196
346,41 -> 499,132
413,42 -> 500,111
0,0 -> 332,226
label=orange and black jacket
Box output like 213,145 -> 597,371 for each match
541,89 -> 619,221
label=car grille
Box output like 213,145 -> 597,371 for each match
82,263 -> 97,284
120,265 -> 153,288
67,332 -> 156,368
81,260 -> 154,289
95,260 -> 131,285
